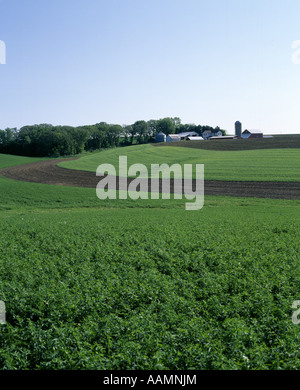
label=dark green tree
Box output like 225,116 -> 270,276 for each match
156,117 -> 176,135
132,120 -> 149,144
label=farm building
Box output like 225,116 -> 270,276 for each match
166,134 -> 181,142
155,131 -> 199,142
242,130 -> 263,139
209,135 -> 235,140
187,136 -> 204,141
235,121 -> 242,137
155,131 -> 166,143
202,130 -> 223,140
176,131 -> 199,140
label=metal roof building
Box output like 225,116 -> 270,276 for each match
209,135 -> 235,140
187,136 -> 204,141
155,131 -> 166,143
176,131 -> 199,139
166,134 -> 181,142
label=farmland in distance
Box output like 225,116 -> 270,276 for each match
59,143 -> 300,182
0,150 -> 300,370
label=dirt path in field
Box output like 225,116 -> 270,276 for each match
0,158 -> 299,200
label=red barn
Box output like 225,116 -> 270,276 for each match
242,130 -> 263,139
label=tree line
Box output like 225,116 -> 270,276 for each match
0,117 -> 226,157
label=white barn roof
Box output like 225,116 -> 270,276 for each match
209,136 -> 234,139
177,131 -> 199,137
187,136 -> 204,140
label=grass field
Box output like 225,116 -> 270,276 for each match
0,154 -> 47,169
1,153 -> 300,370
59,144 -> 300,182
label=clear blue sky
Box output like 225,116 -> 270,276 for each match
0,0 -> 300,134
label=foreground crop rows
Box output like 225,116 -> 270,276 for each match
0,153 -> 299,370
0,201 -> 300,369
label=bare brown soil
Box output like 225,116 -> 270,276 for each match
0,158 -> 299,199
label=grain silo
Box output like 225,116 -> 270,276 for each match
235,121 -> 242,137
155,131 -> 166,143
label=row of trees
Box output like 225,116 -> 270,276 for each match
0,118 -> 226,157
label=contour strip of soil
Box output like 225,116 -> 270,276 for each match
0,158 -> 299,200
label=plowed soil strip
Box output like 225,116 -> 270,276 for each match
0,159 -> 299,200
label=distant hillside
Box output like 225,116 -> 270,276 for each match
154,134 -> 300,151
59,143 -> 300,182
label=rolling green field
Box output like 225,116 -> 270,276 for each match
0,154 -> 47,169
0,152 -> 300,370
59,144 -> 300,182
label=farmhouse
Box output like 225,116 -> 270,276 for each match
202,130 -> 223,140
242,130 -> 263,139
